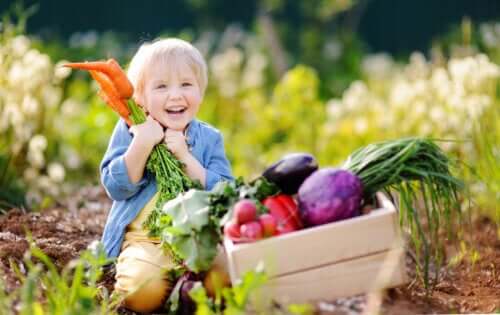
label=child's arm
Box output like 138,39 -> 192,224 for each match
100,117 -> 162,201
164,129 -> 206,187
125,116 -> 164,183
164,128 -> 233,190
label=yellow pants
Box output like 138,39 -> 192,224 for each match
114,241 -> 175,313
114,193 -> 229,313
115,241 -> 229,313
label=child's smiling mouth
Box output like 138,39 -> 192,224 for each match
166,106 -> 187,115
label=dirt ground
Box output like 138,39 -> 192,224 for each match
0,186 -> 499,314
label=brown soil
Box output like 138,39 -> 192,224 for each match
0,186 -> 499,314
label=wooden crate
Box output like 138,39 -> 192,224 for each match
223,193 -> 407,304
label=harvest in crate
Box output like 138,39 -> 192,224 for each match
67,58 -> 463,309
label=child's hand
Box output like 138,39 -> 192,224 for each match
164,129 -> 189,160
129,116 -> 164,149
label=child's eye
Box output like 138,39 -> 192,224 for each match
182,82 -> 192,87
156,84 -> 167,89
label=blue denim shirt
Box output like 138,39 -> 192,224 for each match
100,118 -> 233,258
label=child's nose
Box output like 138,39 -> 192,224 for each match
167,86 -> 182,99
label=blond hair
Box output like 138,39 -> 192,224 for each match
127,38 -> 208,100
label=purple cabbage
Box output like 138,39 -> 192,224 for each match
297,168 -> 363,227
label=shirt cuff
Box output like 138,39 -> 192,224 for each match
205,169 -> 223,191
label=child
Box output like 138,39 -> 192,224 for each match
99,38 -> 233,313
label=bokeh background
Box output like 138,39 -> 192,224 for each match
0,0 -> 498,222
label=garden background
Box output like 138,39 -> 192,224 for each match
0,0 -> 499,314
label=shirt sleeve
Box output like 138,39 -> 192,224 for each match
100,120 -> 148,201
205,131 -> 234,190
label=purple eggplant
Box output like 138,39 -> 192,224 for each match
262,153 -> 318,195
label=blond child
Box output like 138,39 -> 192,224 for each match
99,38 -> 233,313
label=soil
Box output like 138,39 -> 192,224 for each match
0,185 -> 499,314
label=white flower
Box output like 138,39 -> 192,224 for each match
27,150 -> 45,169
42,86 -> 62,108
7,61 -> 26,87
326,99 -> 344,119
54,60 -> 72,81
354,117 -> 368,134
23,167 -> 39,182
390,80 -> 414,107
11,35 -> 30,57
343,81 -> 367,111
48,162 -> 65,183
37,175 -> 52,190
430,106 -> 446,123
29,135 -> 48,152
362,53 -> 394,79
22,95 -> 39,115
61,98 -> 82,117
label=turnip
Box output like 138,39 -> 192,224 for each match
240,221 -> 263,240
233,199 -> 257,224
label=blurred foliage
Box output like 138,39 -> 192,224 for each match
0,7 -> 118,209
0,3 -> 498,223
0,241 -> 120,314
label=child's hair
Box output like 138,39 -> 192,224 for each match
127,38 -> 208,100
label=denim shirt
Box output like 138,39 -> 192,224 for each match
100,118 -> 233,258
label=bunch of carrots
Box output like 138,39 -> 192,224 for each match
64,59 -> 201,238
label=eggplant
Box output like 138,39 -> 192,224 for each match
262,153 -> 318,194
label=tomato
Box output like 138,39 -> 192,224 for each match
262,194 -> 302,234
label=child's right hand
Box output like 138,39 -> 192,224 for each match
129,116 -> 164,149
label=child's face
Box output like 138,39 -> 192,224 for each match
142,59 -> 202,131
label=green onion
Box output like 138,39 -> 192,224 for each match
343,137 -> 463,289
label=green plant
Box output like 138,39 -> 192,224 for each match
0,152 -> 25,213
1,240 -> 120,315
189,268 -> 313,315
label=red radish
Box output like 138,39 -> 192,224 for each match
233,199 -> 257,224
258,214 -> 277,237
240,221 -> 263,240
224,220 -> 241,240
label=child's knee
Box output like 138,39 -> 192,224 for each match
120,275 -> 169,313
114,245 -> 171,312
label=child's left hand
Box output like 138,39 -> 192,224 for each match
164,129 -> 189,160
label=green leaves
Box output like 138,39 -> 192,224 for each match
147,178 -> 279,274
159,190 -> 219,273
189,269 -> 269,315
163,190 -> 211,232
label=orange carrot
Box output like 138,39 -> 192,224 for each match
65,59 -> 134,99
90,70 -> 132,125
97,91 -> 132,126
